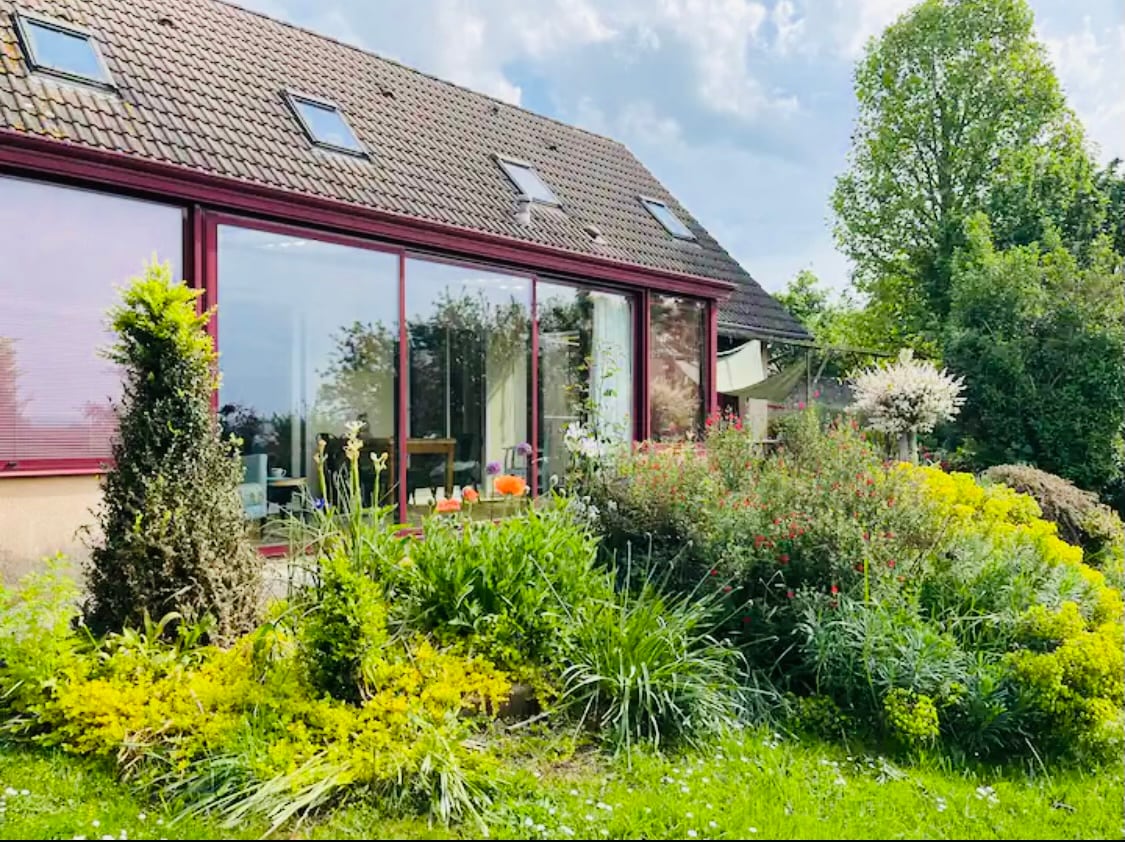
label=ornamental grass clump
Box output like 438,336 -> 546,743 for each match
85,261 -> 261,644
850,348 -> 965,462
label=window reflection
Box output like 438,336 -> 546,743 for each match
537,282 -> 633,483
406,258 -> 531,521
650,296 -> 705,441
217,227 -> 398,535
0,176 -> 182,466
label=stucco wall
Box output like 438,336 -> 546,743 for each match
0,475 -> 101,583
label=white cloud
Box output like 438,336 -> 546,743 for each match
1042,20 -> 1125,161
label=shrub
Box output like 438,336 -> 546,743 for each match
882,688 -> 940,747
984,464 -> 1125,571
299,550 -> 388,703
559,580 -> 743,753
0,557 -> 84,737
85,262 -> 260,643
579,410 -> 1125,762
385,498 -> 611,680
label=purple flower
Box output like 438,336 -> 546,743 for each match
516,442 -> 533,457
314,497 -> 327,511
486,460 -> 502,475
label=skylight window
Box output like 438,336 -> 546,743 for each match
285,92 -> 366,156
640,196 -> 695,240
497,157 -> 559,205
14,14 -> 113,87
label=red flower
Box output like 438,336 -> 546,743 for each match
830,584 -> 839,595
724,585 -> 733,593
887,559 -> 896,569
494,474 -> 528,496
710,568 -> 719,576
462,487 -> 479,504
885,531 -> 895,539
742,615 -> 752,623
778,553 -> 790,564
435,498 -> 461,514
863,531 -> 870,542
854,562 -> 865,572
786,589 -> 795,599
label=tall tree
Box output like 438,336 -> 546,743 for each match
943,215 -> 1124,492
832,0 -> 1102,348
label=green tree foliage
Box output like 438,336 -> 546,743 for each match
85,261 -> 261,643
944,215 -> 1125,491
832,0 -> 1103,348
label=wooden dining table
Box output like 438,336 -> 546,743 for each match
369,437 -> 457,497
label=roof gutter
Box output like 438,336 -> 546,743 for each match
0,129 -> 736,299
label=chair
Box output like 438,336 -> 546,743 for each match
239,454 -> 268,520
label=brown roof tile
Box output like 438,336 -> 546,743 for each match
0,0 -> 807,340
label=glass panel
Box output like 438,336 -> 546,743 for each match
217,226 -> 398,536
537,282 -> 633,484
25,20 -> 109,83
649,296 -> 705,441
292,97 -> 363,152
405,258 -> 531,521
0,177 -> 182,465
499,161 -> 558,204
643,199 -> 694,239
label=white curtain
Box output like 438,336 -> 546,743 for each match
485,342 -> 527,474
590,292 -> 632,442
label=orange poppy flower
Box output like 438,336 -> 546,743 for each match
435,498 -> 461,514
462,487 -> 479,503
494,474 -> 528,496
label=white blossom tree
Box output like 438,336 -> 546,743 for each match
850,349 -> 965,463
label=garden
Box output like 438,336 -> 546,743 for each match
0,264 -> 1122,840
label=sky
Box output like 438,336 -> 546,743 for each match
236,0 -> 1125,296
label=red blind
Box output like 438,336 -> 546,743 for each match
0,176 -> 182,470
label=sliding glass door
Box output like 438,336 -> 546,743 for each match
537,282 -> 634,483
404,257 -> 532,520
216,224 -> 399,534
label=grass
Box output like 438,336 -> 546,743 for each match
1,729 -> 1121,840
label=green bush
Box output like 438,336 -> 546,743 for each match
85,261 -> 261,643
984,464 -> 1125,572
299,550 -> 388,703
578,410 -> 1124,762
384,498 -> 611,678
559,580 -> 743,753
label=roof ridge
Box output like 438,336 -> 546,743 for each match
212,0 -> 625,149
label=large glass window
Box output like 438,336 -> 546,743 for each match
406,258 -> 531,520
649,296 -> 705,440
217,226 -> 398,532
0,176 -> 182,469
537,282 -> 633,483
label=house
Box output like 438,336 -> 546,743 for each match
0,0 -> 809,567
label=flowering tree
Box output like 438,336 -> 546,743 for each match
849,349 -> 965,462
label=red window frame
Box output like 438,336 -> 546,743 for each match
0,181 -> 190,478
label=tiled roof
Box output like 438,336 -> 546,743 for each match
0,0 -> 809,342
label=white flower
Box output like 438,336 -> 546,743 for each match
524,817 -> 534,827
749,827 -> 759,834
850,349 -> 964,437
136,814 -> 146,822
687,831 -> 697,838
4,787 -> 17,797
91,821 -> 100,829
935,797 -> 947,813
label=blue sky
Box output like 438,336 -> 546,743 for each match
239,0 -> 1124,295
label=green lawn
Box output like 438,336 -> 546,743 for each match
1,730 -> 1121,840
